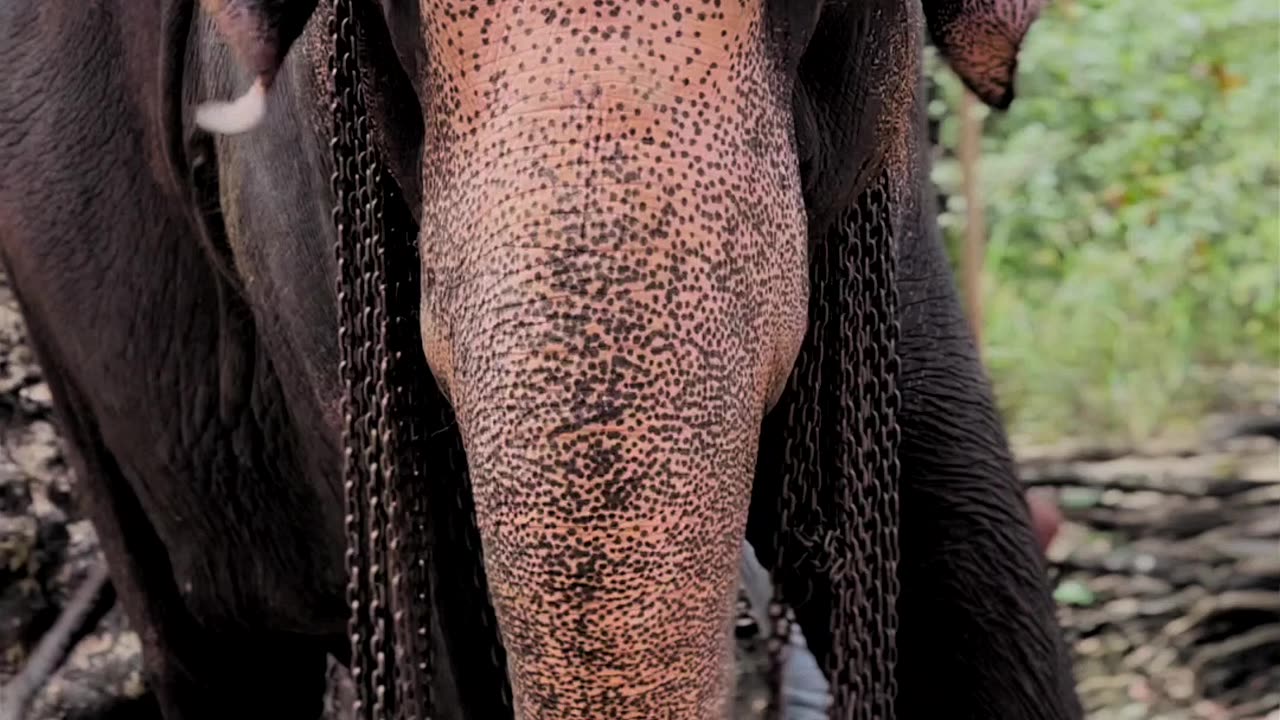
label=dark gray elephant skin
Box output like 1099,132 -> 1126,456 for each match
0,0 -> 1081,718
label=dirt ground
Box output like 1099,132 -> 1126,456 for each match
1,268 -> 1276,719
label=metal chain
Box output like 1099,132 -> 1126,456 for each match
835,195 -> 875,718
330,1 -> 514,716
867,179 -> 902,710
386,136 -> 439,718
329,0 -> 373,712
845,173 -> 902,718
766,169 -> 903,720
385,170 -> 436,719
329,0 -> 432,717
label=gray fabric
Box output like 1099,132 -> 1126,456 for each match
739,543 -> 832,720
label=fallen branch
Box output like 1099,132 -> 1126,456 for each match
1191,625 -> 1280,674
1160,591 -> 1280,646
1074,506 -> 1214,535
1228,692 -> 1280,720
0,563 -> 112,720
1213,414 -> 1280,442
1024,471 -> 1267,499
1017,440 -> 1210,466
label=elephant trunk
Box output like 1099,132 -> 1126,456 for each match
414,4 -> 809,717
429,298 -> 770,717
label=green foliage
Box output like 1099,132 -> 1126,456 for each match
929,0 -> 1280,443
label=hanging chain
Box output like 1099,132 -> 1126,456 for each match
832,190 -> 877,718
329,0 -> 373,705
825,173 -> 902,719
867,178 -> 902,713
842,176 -> 902,717
328,0 -> 433,717
766,170 -> 903,720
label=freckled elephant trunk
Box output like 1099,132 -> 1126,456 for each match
414,6 -> 809,716
428,310 -> 769,716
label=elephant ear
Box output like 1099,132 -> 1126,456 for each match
195,0 -> 320,134
924,0 -> 1047,109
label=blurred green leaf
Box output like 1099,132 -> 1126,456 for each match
932,0 -> 1280,444
1054,580 -> 1098,607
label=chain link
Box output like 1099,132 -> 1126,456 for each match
765,169 -> 903,720
329,0 -> 434,717
868,177 -> 902,709
837,195 -> 874,718
329,2 -> 371,714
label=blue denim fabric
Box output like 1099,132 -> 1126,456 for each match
739,543 -> 832,720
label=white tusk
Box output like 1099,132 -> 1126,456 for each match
194,77 -> 268,135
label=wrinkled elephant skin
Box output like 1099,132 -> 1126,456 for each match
0,0 -> 1080,719
412,6 -> 807,716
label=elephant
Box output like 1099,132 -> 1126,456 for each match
0,0 -> 1082,718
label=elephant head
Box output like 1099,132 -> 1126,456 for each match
195,1 -> 1056,718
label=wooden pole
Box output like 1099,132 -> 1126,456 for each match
958,88 -> 987,352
